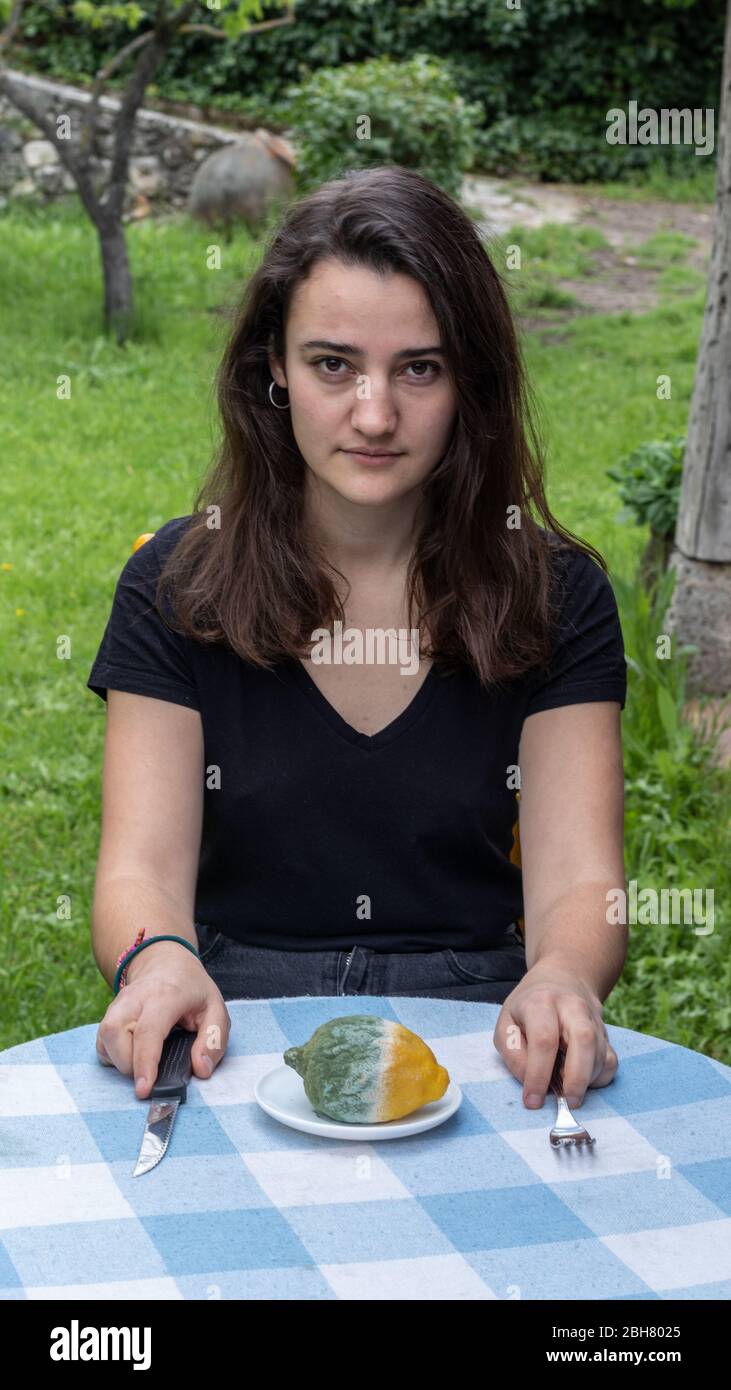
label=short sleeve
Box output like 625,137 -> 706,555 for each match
524,547 -> 627,716
86,519 -> 200,711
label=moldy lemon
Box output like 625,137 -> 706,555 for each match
284,1015 -> 450,1123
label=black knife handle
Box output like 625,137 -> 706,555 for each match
151,1025 -> 195,1102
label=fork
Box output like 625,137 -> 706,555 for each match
548,1046 -> 596,1149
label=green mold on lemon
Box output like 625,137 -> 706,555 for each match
284,1014 -> 450,1123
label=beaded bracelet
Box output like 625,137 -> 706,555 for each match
113,929 -> 200,996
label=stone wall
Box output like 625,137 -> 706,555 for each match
0,67 -> 282,212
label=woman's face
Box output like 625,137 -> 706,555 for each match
268,258 -> 458,510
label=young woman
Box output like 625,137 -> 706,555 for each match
88,164 -> 627,1117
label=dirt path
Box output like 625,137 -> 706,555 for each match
462,174 -> 714,317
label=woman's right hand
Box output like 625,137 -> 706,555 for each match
95,940 -> 231,1098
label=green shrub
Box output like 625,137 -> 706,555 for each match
10,0 -> 725,184
473,109 -> 715,184
282,53 -> 482,198
606,436 -> 685,539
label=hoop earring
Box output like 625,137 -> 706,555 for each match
268,379 -> 290,410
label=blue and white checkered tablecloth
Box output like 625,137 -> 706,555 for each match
1,995 -> 730,1301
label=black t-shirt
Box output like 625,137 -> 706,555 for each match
86,515 -> 627,952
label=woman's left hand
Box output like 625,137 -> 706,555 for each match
493,957 -> 619,1109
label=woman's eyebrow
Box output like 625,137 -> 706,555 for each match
298,339 -> 445,358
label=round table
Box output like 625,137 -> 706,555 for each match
1,995 -> 730,1301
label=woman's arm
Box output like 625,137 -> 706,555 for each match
494,700 -> 627,1109
90,690 -> 232,1099
519,700 -> 627,996
91,689 -> 205,986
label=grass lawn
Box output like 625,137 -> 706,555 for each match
1,190 -> 729,1062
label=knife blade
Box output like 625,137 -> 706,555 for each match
132,1025 -> 195,1176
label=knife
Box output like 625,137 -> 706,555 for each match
132,1025 -> 195,1177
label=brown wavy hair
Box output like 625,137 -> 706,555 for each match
156,163 -> 607,689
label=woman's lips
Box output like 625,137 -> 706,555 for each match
343,450 -> 402,465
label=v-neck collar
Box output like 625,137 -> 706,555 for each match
286,657 -> 441,750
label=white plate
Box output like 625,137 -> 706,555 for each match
254,1064 -> 462,1140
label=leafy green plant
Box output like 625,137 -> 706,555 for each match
282,53 -> 482,199
606,435 -> 685,539
8,0 -> 724,184
613,564 -> 697,765
606,435 -> 685,588
471,107 -> 717,185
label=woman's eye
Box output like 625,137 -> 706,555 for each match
407,360 -> 440,380
312,357 -> 440,380
316,357 -> 346,375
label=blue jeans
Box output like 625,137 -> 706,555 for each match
194,921 -> 528,1005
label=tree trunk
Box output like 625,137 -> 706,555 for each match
666,0 -> 731,694
97,217 -> 134,343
